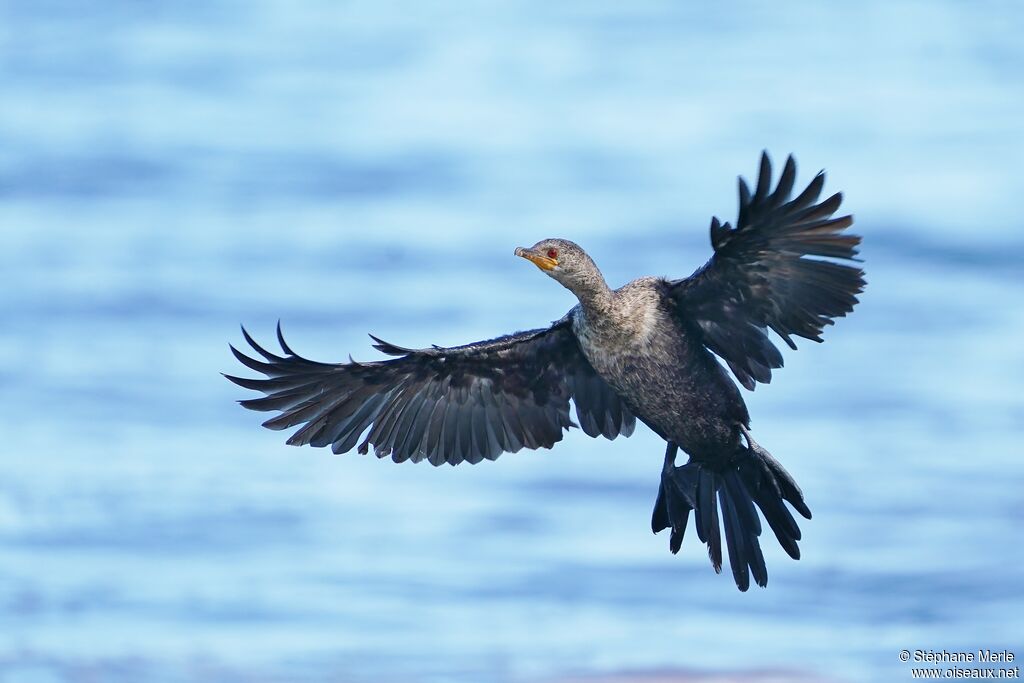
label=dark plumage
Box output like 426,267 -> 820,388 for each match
230,322 -> 634,465
227,152 -> 865,590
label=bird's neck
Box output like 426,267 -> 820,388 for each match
568,274 -> 614,318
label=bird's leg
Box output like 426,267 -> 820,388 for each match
739,424 -> 766,457
662,441 -> 679,476
736,423 -> 811,520
652,442 -> 679,534
653,441 -> 700,552
741,423 -> 770,462
739,424 -> 753,449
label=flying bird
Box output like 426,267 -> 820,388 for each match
226,152 -> 864,591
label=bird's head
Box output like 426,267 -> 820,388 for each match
514,238 -> 606,299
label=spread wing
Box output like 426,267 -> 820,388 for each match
226,319 -> 635,466
669,152 -> 865,390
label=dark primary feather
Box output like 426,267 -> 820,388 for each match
669,151 -> 865,390
226,320 -> 635,466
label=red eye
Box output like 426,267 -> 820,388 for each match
546,248 -> 558,259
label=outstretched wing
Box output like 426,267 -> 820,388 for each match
669,152 -> 865,390
226,319 -> 635,466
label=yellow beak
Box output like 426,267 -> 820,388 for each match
514,246 -> 558,271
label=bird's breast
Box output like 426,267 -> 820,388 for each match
571,291 -> 679,385
570,288 -> 743,451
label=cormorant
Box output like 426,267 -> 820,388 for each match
227,152 -> 864,591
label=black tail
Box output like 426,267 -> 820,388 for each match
651,433 -> 812,591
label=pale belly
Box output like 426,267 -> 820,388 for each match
572,308 -> 746,458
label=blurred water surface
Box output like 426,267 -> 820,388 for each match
1,2 -> 1023,682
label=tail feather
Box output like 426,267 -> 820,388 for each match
695,468 -> 723,572
719,482 -> 747,588
723,470 -> 767,589
652,436 -> 810,591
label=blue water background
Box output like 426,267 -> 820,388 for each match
2,2 -> 1023,682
